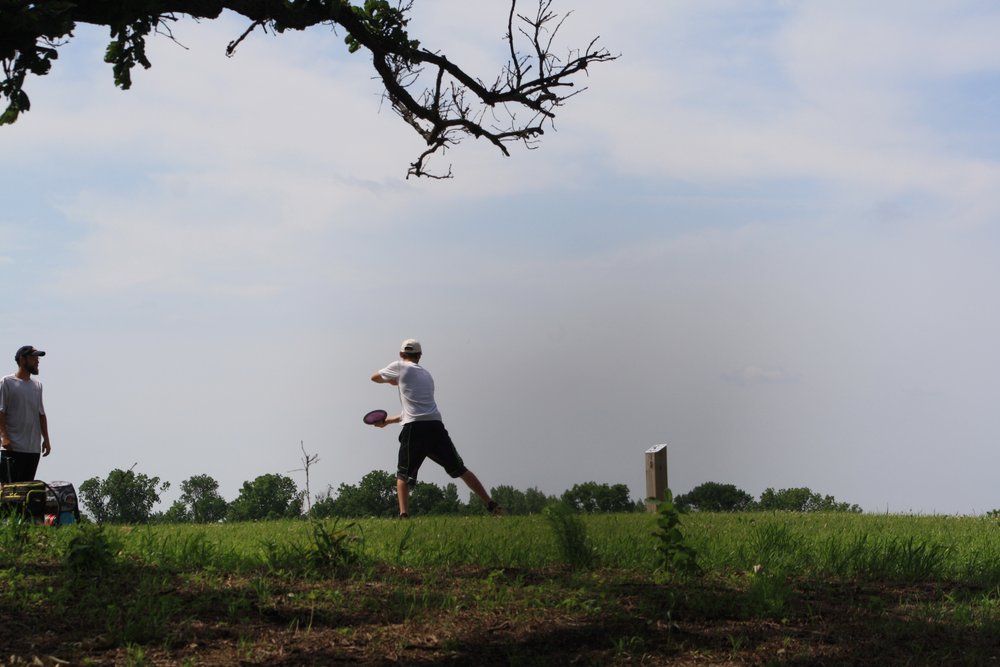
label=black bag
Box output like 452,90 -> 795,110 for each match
45,481 -> 81,525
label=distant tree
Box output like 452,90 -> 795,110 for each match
490,485 -> 527,515
757,487 -> 809,512
227,473 -> 301,521
757,487 -> 862,513
561,482 -> 637,514
178,474 -> 229,523
409,482 -> 462,516
464,491 -> 486,514
523,487 -> 553,514
675,482 -> 754,512
159,500 -> 191,523
79,467 -> 170,524
308,488 -> 338,519
311,470 -> 397,518
490,485 -> 554,515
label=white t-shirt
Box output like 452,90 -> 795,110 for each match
378,360 -> 442,424
0,375 -> 46,453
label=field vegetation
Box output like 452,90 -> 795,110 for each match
2,505 -> 999,665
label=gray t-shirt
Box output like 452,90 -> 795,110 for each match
378,360 -> 442,424
0,375 -> 46,453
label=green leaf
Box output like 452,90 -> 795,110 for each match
0,106 -> 20,126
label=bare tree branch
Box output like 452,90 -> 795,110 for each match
1,0 -> 618,178
225,19 -> 263,57
289,440 -> 320,514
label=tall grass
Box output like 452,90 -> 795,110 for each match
21,511 -> 1000,585
684,512 -> 1000,584
4,511 -> 999,665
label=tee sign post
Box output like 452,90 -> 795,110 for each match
645,443 -> 668,512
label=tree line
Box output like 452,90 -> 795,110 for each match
77,469 -> 861,524
674,482 -> 862,513
77,468 -> 643,524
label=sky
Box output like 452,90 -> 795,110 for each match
3,1 -> 1000,515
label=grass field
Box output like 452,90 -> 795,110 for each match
1,511 -> 999,665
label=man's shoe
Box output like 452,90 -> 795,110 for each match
487,500 -> 503,517
399,512 -> 409,519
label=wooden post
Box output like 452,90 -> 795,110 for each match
645,444 -> 668,512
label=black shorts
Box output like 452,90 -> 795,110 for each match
397,420 -> 467,485
0,451 -> 41,484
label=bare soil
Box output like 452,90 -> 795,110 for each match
1,566 -> 997,666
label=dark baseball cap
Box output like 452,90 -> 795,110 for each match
15,346 -> 46,362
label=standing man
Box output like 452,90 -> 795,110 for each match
0,345 -> 51,483
370,339 -> 502,518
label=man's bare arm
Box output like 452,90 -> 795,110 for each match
40,413 -> 51,456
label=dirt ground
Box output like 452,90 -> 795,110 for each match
1,568 -> 997,666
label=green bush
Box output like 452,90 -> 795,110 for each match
652,491 -> 701,576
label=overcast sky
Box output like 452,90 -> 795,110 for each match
3,1 -> 999,514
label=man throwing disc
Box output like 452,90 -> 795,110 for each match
370,339 -> 502,518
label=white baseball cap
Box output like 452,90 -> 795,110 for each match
400,339 -> 422,354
